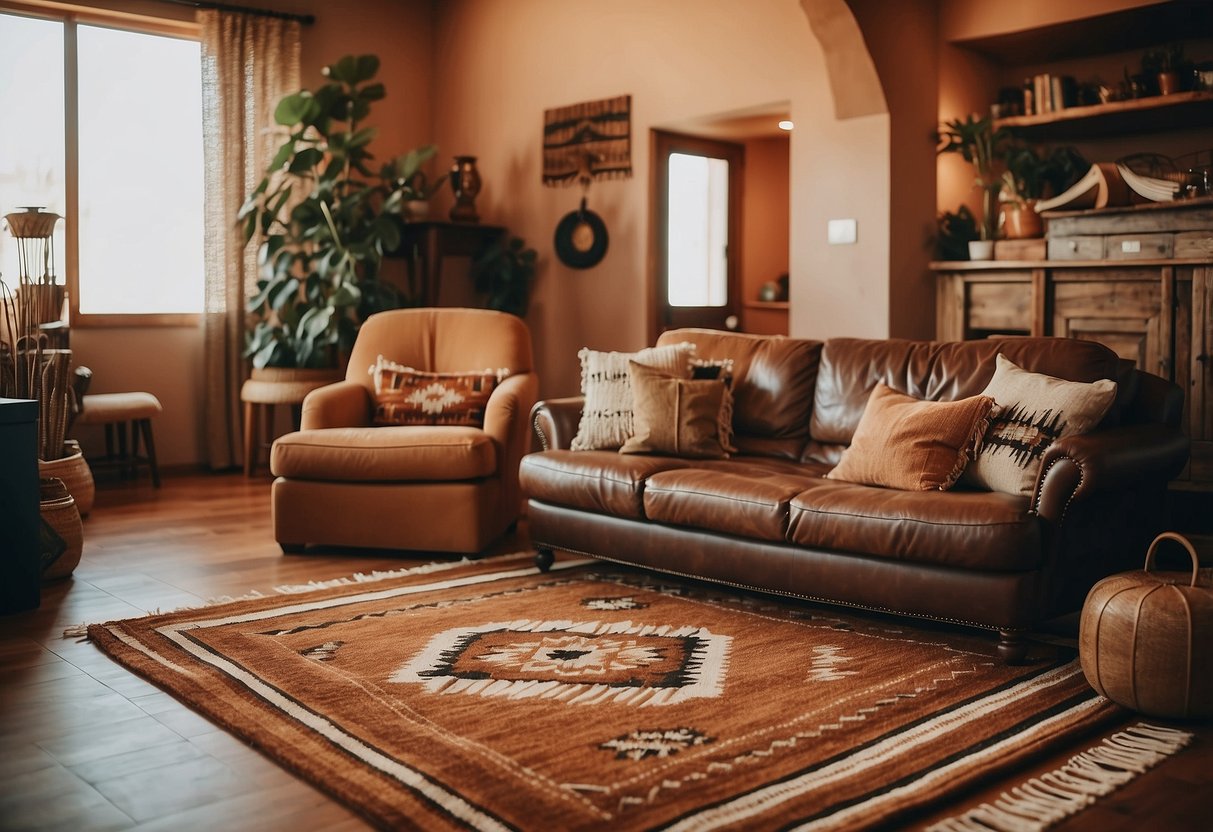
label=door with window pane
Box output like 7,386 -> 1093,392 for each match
654,131 -> 743,335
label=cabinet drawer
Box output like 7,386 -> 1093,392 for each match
1175,231 -> 1213,259
1104,233 -> 1174,260
1048,236 -> 1103,260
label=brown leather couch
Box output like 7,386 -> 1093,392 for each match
519,330 -> 1189,662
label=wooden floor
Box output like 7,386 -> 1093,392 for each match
0,472 -> 1208,831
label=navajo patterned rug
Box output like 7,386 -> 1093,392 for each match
88,553 -> 1187,831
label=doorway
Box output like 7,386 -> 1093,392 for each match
653,130 -> 744,336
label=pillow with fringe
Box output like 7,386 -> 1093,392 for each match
826,383 -> 994,491
368,355 -> 509,427
570,342 -> 696,450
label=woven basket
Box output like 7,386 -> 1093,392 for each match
39,441 -> 94,518
40,477 -> 83,581
1080,532 -> 1212,719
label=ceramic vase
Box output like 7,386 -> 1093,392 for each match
449,156 -> 481,223
968,240 -> 995,260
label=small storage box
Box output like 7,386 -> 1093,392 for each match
1079,533 -> 1213,719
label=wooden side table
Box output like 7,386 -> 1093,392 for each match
240,369 -> 341,477
389,221 -> 505,305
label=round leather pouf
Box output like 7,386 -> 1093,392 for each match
554,200 -> 608,269
1079,532 -> 1213,719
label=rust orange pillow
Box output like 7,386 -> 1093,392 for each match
369,355 -> 505,427
826,383 -> 994,491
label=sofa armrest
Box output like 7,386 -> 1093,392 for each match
530,397 -> 584,451
300,381 -> 372,430
1034,424 -> 1190,521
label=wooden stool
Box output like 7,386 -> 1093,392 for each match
240,369 -> 339,477
74,391 -> 162,487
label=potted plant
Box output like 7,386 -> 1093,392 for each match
239,55 -> 442,374
937,114 -> 1009,259
1000,144 -> 1088,239
1142,43 -> 1188,96
935,205 -> 979,261
471,235 -> 538,317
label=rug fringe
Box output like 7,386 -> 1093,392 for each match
62,623 -> 91,641
927,723 -> 1193,832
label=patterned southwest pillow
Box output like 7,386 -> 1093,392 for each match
570,342 -> 697,450
963,354 -> 1117,497
620,360 -> 736,459
826,383 -> 995,491
369,355 -> 507,427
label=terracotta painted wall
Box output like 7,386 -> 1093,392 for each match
741,136 -> 790,337
429,0 -> 889,398
64,0 -> 434,466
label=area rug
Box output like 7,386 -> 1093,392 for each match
88,553 -> 1187,831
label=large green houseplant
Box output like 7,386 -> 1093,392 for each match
937,114 -> 1009,256
239,55 -> 441,369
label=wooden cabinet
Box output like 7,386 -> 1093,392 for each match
934,259 -> 1212,489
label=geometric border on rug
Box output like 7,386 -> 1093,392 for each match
86,553 -> 1191,831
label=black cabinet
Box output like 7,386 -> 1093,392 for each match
1,398 -> 40,613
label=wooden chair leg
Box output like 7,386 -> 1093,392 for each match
138,418 -> 161,488
104,424 -> 115,459
243,400 -> 257,477
117,422 -> 130,478
130,420 -> 142,480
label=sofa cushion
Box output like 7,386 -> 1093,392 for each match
519,450 -> 694,519
620,361 -> 735,459
963,354 -> 1118,497
826,384 -> 994,491
645,460 -> 832,542
657,329 -> 822,458
271,426 -> 496,482
786,482 -> 1040,572
807,337 -> 1121,463
570,342 -> 696,451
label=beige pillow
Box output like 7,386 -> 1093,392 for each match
826,383 -> 995,491
570,342 -> 696,450
368,355 -> 505,427
620,361 -> 735,459
964,354 -> 1117,496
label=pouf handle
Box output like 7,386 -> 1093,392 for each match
1142,532 -> 1201,587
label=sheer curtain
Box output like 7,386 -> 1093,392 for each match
200,10 -> 300,469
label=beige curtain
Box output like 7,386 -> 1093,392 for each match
200,10 -> 300,469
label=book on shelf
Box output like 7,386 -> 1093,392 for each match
1027,73 -> 1076,115
1116,163 -> 1181,202
1035,162 -> 1131,212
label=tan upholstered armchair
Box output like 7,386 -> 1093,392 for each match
269,308 -> 538,554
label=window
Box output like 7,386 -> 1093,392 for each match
0,8 -> 203,323
667,152 -> 729,308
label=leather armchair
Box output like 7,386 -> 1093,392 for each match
270,308 -> 538,554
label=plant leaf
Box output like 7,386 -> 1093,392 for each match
274,92 -> 313,126
353,55 -> 380,84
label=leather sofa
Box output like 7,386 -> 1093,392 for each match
519,330 -> 1189,662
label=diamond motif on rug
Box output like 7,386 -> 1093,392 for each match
581,595 -> 649,611
390,619 -> 730,705
600,727 -> 713,760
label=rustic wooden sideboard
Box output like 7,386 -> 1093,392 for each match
931,202 -> 1208,492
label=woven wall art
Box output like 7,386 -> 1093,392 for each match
542,94 -> 632,186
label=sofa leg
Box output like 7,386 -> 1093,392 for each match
534,547 -> 555,572
997,630 -> 1029,665
280,543 -> 306,555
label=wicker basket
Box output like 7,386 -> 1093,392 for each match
39,440 -> 95,518
1080,532 -> 1212,719
40,477 -> 83,581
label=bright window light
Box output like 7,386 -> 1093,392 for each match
667,152 -> 729,308
0,15 -> 66,286
77,25 -> 203,314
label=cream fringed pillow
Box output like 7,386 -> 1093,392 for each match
826,383 -> 995,491
963,354 -> 1117,497
570,342 -> 697,450
620,361 -> 735,459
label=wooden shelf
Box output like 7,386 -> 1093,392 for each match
744,300 -> 789,310
993,91 -> 1213,140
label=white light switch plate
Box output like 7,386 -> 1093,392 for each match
828,218 -> 857,245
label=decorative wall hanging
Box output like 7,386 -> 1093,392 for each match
542,94 -> 632,187
544,95 -> 630,269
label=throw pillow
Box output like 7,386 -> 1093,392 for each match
570,342 -> 697,450
620,361 -> 736,459
963,353 -> 1117,496
826,383 -> 995,491
368,355 -> 505,427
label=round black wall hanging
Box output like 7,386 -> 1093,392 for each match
554,198 -> 609,269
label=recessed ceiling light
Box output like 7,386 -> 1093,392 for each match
778,120 -> 794,131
